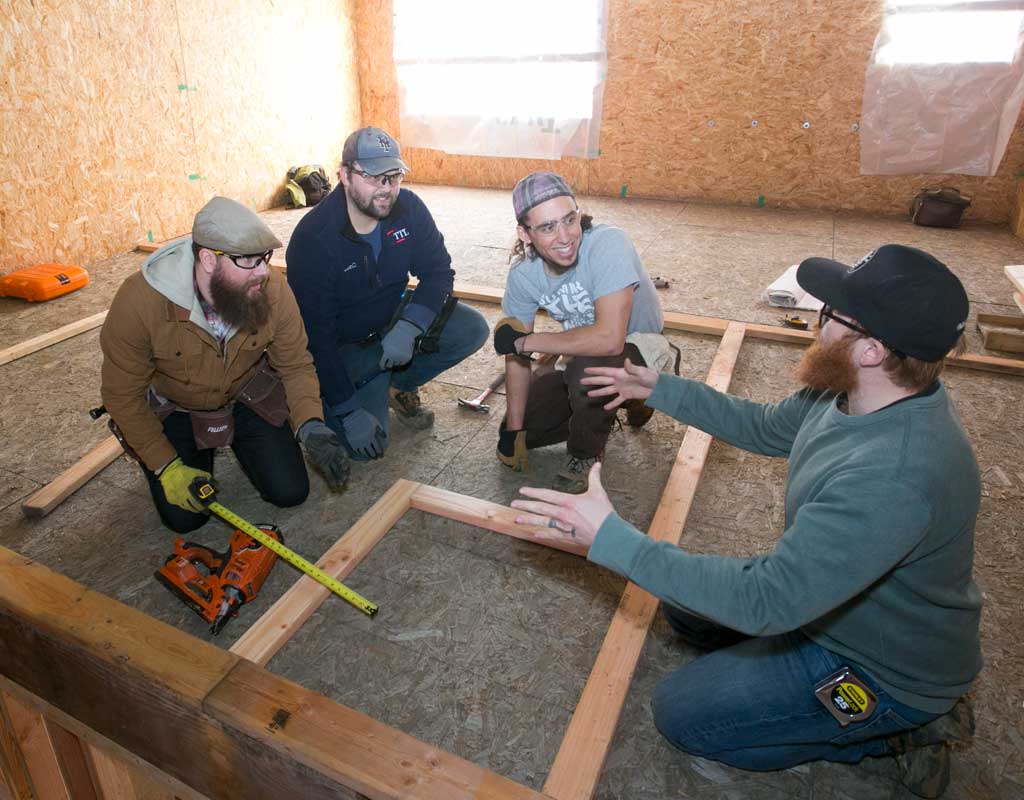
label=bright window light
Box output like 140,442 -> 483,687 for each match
877,2 -> 1024,65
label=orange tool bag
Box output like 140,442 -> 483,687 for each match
0,263 -> 89,302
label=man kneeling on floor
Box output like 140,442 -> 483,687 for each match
100,197 -> 349,533
494,171 -> 667,491
511,244 -> 981,798
287,127 -> 489,463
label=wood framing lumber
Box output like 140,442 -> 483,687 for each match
411,485 -> 589,557
0,689 -> 72,798
84,744 -> 138,800
0,310 -> 108,367
0,676 -> 205,800
0,692 -> 33,800
46,720 -> 99,800
21,435 -> 124,519
206,660 -> 551,800
230,479 -> 420,666
0,544 -> 557,794
976,312 -> 1024,354
1006,264 -> 1024,294
1016,292 -> 1024,315
0,547 -> 553,800
543,322 -> 747,800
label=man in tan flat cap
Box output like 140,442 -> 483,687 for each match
101,196 -> 349,534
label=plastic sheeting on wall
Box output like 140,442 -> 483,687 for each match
392,0 -> 607,161
860,3 -> 1024,176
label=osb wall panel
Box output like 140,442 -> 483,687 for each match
0,0 -> 360,275
356,0 -> 1024,226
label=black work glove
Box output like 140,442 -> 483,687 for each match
493,317 -> 532,357
496,426 -> 529,472
297,420 -> 350,491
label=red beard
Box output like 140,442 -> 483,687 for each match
794,333 -> 859,395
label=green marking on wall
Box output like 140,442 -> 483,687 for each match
757,195 -> 766,207
188,173 -> 204,181
177,84 -> 197,91
620,185 -> 628,198
147,230 -> 153,243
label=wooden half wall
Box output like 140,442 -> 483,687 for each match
356,0 -> 1024,225
0,0 -> 362,274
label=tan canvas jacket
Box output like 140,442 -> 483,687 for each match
100,239 -> 323,471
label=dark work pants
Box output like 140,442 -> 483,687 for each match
142,404 -> 309,534
519,344 -> 645,459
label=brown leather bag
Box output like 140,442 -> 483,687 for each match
236,356 -> 290,427
910,188 -> 971,228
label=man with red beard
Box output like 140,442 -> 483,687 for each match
101,197 -> 349,533
510,245 -> 980,798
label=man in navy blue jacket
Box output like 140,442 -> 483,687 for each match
287,127 -> 488,464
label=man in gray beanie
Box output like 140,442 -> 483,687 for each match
494,171 -> 666,491
101,196 -> 349,534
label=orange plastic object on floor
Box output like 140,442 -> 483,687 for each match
0,264 -> 89,302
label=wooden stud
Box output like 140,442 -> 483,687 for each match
0,311 -> 108,367
0,691 -> 33,800
46,721 -> 99,800
84,744 -> 138,800
0,676 -> 205,800
976,312 -> 1024,354
0,690 -> 72,799
543,322 -> 747,800
230,479 -> 420,666
21,436 -> 124,519
411,485 -> 588,557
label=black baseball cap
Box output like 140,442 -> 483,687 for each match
341,126 -> 410,175
796,244 -> 968,362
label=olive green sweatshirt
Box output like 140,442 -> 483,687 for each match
589,375 -> 982,712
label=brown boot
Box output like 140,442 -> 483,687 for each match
389,387 -> 435,430
895,742 -> 950,798
554,453 -> 601,493
622,398 -> 654,428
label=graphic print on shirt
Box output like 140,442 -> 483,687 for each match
538,280 -> 595,330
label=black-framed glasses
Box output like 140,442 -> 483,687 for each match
212,249 -> 274,270
522,209 -> 580,238
350,168 -> 404,188
818,305 -> 905,358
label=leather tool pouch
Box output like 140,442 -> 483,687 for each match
910,187 -> 971,228
190,405 -> 235,450
236,355 -> 289,427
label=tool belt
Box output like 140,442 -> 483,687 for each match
108,356 -> 290,459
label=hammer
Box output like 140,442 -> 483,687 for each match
457,374 -> 505,413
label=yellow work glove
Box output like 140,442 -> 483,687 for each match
157,457 -> 212,513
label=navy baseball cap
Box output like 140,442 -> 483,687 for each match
342,127 -> 410,175
797,244 -> 969,362
513,172 -> 575,222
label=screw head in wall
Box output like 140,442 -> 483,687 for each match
802,121 -> 811,129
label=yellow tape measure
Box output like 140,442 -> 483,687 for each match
201,491 -> 378,618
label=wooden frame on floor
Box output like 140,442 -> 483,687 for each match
1,324 -> 746,799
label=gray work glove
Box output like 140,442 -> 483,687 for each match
339,408 -> 386,460
297,420 -> 350,491
379,318 -> 423,370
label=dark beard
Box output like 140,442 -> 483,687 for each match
209,267 -> 270,330
351,189 -> 395,220
794,333 -> 859,395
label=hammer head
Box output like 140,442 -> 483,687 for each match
457,398 -> 490,413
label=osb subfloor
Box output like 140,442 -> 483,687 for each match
0,186 -> 1022,800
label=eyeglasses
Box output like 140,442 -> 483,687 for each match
212,249 -> 274,270
818,305 -> 905,358
522,209 -> 580,238
350,168 -> 404,188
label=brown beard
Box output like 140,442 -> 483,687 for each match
794,332 -> 859,395
209,266 -> 270,330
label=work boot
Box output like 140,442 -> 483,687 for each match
389,387 -> 435,430
622,398 -> 654,428
888,697 -> 975,754
888,697 -> 974,799
555,453 -> 601,494
895,743 -> 950,799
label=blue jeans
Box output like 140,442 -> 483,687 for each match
652,605 -> 939,771
324,301 -> 488,460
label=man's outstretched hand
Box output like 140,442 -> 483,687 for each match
582,358 -> 658,410
511,463 -> 613,549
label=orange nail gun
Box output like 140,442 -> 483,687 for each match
154,525 -> 282,635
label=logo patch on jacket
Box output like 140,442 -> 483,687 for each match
343,262 -> 358,272
387,228 -> 410,244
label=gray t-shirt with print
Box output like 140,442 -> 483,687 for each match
501,224 -> 663,334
